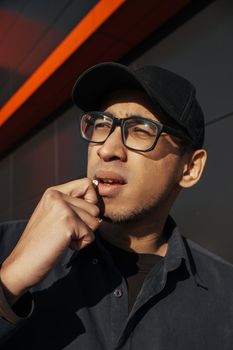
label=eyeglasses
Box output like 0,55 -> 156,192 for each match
80,111 -> 190,152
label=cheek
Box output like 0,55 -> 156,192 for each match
129,154 -> 182,196
87,146 -> 99,178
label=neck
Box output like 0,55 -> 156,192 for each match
99,213 -> 169,256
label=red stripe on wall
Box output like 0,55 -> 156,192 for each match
0,0 -> 126,126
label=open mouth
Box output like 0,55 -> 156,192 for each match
94,171 -> 127,196
97,178 -> 125,185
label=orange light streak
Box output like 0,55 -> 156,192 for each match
0,0 -> 125,126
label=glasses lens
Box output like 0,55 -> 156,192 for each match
81,113 -> 113,143
123,118 -> 159,151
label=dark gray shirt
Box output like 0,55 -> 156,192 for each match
0,218 -> 233,349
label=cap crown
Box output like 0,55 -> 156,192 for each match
135,66 -> 205,148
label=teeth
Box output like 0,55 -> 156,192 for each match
102,179 -> 115,184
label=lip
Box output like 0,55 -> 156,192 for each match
94,170 -> 127,196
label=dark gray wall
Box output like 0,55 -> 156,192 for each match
0,0 -> 232,262
0,107 -> 87,220
132,0 -> 233,262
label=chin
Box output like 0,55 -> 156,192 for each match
102,205 -> 152,224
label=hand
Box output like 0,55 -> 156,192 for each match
0,178 -> 101,304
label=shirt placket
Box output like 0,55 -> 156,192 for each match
110,276 -> 129,349
95,239 -> 129,349
114,261 -> 166,349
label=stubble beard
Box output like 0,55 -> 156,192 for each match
101,190 -> 173,225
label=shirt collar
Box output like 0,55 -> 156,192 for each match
164,216 -> 208,289
65,215 -> 208,289
163,216 -> 186,272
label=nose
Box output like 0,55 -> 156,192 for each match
97,128 -> 127,162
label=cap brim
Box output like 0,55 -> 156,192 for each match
72,62 -> 148,111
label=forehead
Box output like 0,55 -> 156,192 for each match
100,89 -> 186,132
99,89 -> 181,129
100,89 -> 159,120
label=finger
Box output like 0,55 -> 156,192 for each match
53,178 -> 98,204
69,205 -> 101,232
62,195 -> 100,218
69,233 -> 94,251
70,218 -> 95,251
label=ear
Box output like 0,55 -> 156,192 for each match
179,149 -> 207,189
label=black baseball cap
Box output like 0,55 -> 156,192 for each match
72,62 -> 205,149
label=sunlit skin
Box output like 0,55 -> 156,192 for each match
87,89 -> 207,255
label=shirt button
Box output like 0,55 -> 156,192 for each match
114,288 -> 123,298
92,258 -> 98,265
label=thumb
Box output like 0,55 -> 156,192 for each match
54,178 -> 98,204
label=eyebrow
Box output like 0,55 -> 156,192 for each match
102,110 -> 159,123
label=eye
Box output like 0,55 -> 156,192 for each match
135,126 -> 152,134
94,120 -> 112,130
130,125 -> 157,137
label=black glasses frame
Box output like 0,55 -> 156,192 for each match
80,111 -> 191,152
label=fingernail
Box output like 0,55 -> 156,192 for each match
98,218 -> 102,223
92,179 -> 99,187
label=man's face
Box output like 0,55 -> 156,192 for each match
87,89 -> 188,223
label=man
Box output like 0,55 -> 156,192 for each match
0,62 -> 232,349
